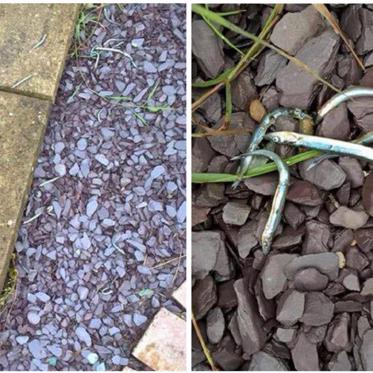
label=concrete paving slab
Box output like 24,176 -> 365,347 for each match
132,308 -> 186,371
0,91 -> 50,291
0,4 -> 79,101
172,281 -> 187,308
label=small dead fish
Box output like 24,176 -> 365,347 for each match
317,86 -> 373,121
234,107 -> 310,187
306,131 -> 373,170
232,149 -> 289,254
265,131 -> 373,163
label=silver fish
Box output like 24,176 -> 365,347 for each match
265,131 -> 373,162
233,149 -> 289,254
317,86 -> 373,121
234,107 -> 310,187
306,131 -> 373,170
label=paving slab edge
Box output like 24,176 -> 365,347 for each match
0,100 -> 51,291
0,4 -> 80,103
0,4 -> 79,292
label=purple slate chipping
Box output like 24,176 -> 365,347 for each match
233,279 -> 266,358
0,4 -> 186,371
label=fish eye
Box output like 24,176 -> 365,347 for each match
272,135 -> 281,142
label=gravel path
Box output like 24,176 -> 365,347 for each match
192,4 -> 373,371
0,4 -> 186,371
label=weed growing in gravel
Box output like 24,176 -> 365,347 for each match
192,4 -> 284,129
0,255 -> 17,311
192,4 -> 340,129
191,4 -> 364,185
71,5 -> 103,59
92,80 -> 170,126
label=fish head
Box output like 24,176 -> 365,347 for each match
266,132 -> 283,144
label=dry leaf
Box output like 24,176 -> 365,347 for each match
249,99 -> 267,122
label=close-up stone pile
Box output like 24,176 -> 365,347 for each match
192,3 -> 373,371
3,2 -> 373,372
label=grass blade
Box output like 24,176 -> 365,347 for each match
192,68 -> 234,88
147,79 -> 160,101
192,4 -> 283,112
192,313 -> 218,371
227,4 -> 284,82
224,81 -> 232,127
215,9 -> 246,17
203,14 -> 244,56
192,149 -> 321,183
313,4 -> 365,71
192,4 -> 340,94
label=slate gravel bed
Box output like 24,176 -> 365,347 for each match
192,4 -> 373,371
0,4 -> 186,371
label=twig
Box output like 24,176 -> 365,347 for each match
11,74 -> 33,89
192,125 -> 252,138
93,46 -> 137,67
192,5 -> 283,113
103,38 -> 125,46
192,5 -> 340,96
172,250 -> 185,285
67,83 -> 82,103
32,33 -> 47,49
23,206 -> 52,225
39,176 -> 61,188
103,7 -> 120,25
97,108 -> 104,123
112,240 -> 125,255
313,4 -> 365,71
192,312 -> 218,371
151,254 -> 186,269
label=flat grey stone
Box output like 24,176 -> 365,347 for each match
222,202 -> 251,226
361,329 -> 373,370
27,311 -> 40,325
28,339 -> 47,359
276,30 -> 340,109
192,19 -> 224,78
234,279 -> 266,358
231,70 -> 257,110
299,159 -> 346,191
255,50 -> 287,86
249,351 -> 288,371
261,254 -> 297,299
276,290 -> 305,327
270,5 -> 324,55
206,307 -> 225,344
143,61 -> 157,73
76,326 -> 92,347
330,207 -> 369,230
285,252 -> 340,281
357,8 -> 373,54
